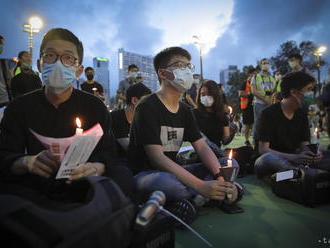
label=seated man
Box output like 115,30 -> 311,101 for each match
255,71 -> 330,178
128,47 -> 243,210
111,83 -> 151,159
0,28 -> 134,201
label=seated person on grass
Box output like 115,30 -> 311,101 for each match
128,47 -> 243,217
111,83 -> 151,160
0,28 -> 134,202
255,71 -> 330,178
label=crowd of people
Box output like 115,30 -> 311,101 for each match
0,27 -> 329,233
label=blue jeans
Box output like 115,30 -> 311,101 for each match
255,151 -> 330,178
134,157 -> 239,202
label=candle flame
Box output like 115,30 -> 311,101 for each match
228,106 -> 232,114
12,57 -> 19,63
76,117 -> 81,128
229,149 -> 233,159
314,128 -> 318,136
92,88 -> 97,91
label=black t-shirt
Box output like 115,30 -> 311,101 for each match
257,102 -> 310,153
81,81 -> 104,94
193,109 -> 229,147
110,109 -> 130,158
128,93 -> 202,174
240,81 -> 253,107
11,72 -> 42,99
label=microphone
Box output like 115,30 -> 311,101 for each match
135,191 -> 166,226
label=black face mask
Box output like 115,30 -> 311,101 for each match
87,74 -> 94,80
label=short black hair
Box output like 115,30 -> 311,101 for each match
153,47 -> 191,82
128,64 -> 139,72
40,28 -> 84,64
0,35 -> 4,40
126,83 -> 151,105
18,51 -> 29,59
281,71 -> 316,98
84,66 -> 94,73
248,67 -> 256,74
260,58 -> 269,64
288,53 -> 302,63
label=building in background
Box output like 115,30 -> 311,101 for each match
219,65 -> 239,93
93,57 -> 110,103
118,48 -> 159,92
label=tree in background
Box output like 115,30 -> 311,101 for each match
270,40 -> 327,75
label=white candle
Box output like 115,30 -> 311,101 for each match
75,117 -> 83,135
92,88 -> 97,94
311,128 -> 318,144
227,149 -> 233,167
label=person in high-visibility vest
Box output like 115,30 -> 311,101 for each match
238,67 -> 256,146
12,51 -> 38,76
251,58 -> 276,148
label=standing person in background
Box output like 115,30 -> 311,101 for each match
11,51 -> 42,99
184,73 -> 199,109
12,51 -> 38,76
80,67 -> 105,101
0,35 -> 12,107
239,67 -> 255,146
116,64 -> 139,109
251,58 -> 276,149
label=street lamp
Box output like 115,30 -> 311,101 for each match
193,35 -> 204,83
313,45 -> 327,94
23,16 -> 43,60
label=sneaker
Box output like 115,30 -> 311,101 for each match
165,199 -> 198,229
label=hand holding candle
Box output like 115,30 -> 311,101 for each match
75,117 -> 83,135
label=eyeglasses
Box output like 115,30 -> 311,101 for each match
41,51 -> 78,67
166,61 -> 195,72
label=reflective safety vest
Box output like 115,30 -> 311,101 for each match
240,80 -> 250,110
14,67 -> 38,76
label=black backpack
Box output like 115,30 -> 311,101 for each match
0,176 -> 136,248
270,167 -> 330,207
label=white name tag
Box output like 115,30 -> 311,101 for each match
276,170 -> 294,182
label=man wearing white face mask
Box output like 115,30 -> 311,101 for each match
183,73 -> 200,108
116,64 -> 139,108
0,28 -> 134,201
129,47 -> 242,220
251,58 -> 276,149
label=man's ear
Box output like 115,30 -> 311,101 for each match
131,96 -> 139,105
158,68 -> 174,81
37,59 -> 41,73
76,65 -> 84,78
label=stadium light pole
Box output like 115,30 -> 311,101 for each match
23,16 -> 43,60
193,35 -> 204,83
313,45 -> 327,95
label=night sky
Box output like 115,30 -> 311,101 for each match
1,0 -> 329,96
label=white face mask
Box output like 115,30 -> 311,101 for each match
261,64 -> 270,71
288,61 -> 296,69
193,79 -> 199,85
129,72 -> 138,79
167,67 -> 194,93
200,95 -> 214,107
42,60 -> 76,94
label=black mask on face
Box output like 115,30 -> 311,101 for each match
87,74 -> 94,80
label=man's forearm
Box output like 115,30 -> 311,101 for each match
193,139 -> 220,175
259,144 -> 296,161
146,147 -> 203,191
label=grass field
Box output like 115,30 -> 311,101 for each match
223,132 -> 330,150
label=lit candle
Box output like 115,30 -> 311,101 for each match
228,106 -> 233,115
227,149 -> 233,167
312,127 -> 318,144
92,88 -> 97,94
75,117 -> 83,135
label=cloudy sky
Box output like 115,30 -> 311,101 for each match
1,0 -> 330,96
